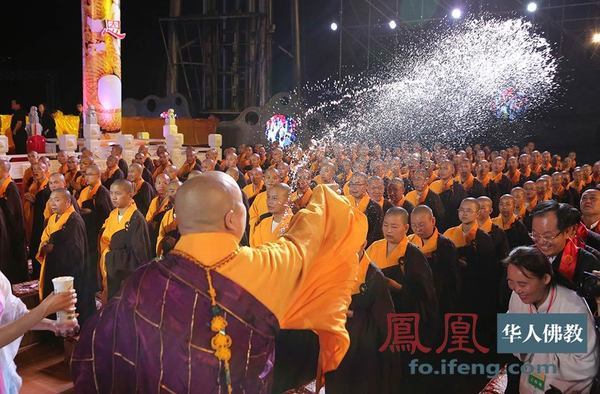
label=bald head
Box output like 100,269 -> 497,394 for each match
0,159 -> 10,177
49,188 -> 72,215
385,206 -> 409,224
411,204 -> 434,219
49,172 -> 66,191
175,172 -> 246,240
112,179 -> 134,194
187,170 -> 202,180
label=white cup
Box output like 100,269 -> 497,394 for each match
52,276 -> 76,323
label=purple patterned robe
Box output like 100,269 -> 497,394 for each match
71,253 -> 280,393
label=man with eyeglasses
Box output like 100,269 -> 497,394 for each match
530,200 -> 600,311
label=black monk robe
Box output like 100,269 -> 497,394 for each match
78,183 -> 112,290
132,180 -> 156,217
99,204 -> 151,300
38,211 -> 96,323
438,181 -> 468,231
326,262 -> 399,394
0,179 -> 28,283
29,185 -> 52,278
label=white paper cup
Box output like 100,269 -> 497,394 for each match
52,276 -> 76,323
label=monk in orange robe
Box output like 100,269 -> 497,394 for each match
72,173 -> 367,393
248,167 -> 281,229
250,183 -> 293,247
101,155 -> 124,190
290,168 -> 313,212
128,163 -> 156,217
25,162 -> 51,278
156,180 -> 182,257
368,176 -> 385,209
243,167 -> 265,204
99,179 -> 151,301
22,150 -> 39,190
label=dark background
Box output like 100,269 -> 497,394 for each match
1,0 -> 599,161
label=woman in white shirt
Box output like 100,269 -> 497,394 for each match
0,271 -> 77,394
506,246 -> 599,394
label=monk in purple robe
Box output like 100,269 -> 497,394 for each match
71,172 -> 367,393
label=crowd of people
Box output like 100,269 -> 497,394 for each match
1,138 -> 600,393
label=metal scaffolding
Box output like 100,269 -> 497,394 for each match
159,0 -> 273,116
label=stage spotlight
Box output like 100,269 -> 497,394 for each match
451,8 -> 462,19
592,32 -> 600,44
330,22 -> 338,31
389,20 -> 397,29
526,2 -> 538,12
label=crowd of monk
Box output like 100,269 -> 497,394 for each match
1,139 -> 600,393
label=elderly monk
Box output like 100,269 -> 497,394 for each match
156,180 -> 182,257
56,151 -> 68,174
248,167 -> 281,229
26,162 -> 52,278
408,205 -> 460,316
99,180 -> 151,300
250,183 -> 293,247
22,150 -> 39,189
430,160 -> 467,231
366,207 -> 438,346
368,176 -> 386,209
133,152 -> 154,185
242,167 -> 265,203
146,173 -> 172,255
78,164 -> 112,281
42,173 -> 81,227
177,147 -> 202,182
72,172 -> 367,393
290,168 -> 313,212
128,163 -> 156,217
111,144 -> 129,178
101,155 -> 124,190
383,177 -> 414,215
406,169 -> 446,231
0,160 -> 28,283
443,198 -> 498,346
477,196 -> 509,262
36,189 -> 95,323
64,155 -> 80,191
492,194 -> 533,250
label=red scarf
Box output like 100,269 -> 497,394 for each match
557,239 -> 578,283
574,223 -> 589,249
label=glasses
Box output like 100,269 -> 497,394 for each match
529,231 -> 562,243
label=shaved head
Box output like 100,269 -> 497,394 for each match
385,206 -> 409,224
411,204 -> 434,219
187,170 -> 202,179
50,188 -> 71,201
111,179 -> 134,194
0,159 -> 11,174
175,172 -> 246,240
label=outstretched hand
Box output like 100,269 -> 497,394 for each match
40,289 -> 77,317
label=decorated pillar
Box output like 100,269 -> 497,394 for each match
82,0 -> 125,132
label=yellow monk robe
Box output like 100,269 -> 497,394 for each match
506,170 -> 521,185
156,208 -> 177,256
98,203 -> 138,294
250,208 -> 293,247
346,194 -> 370,213
443,223 -> 478,248
145,195 -> 171,222
342,181 -> 350,197
408,229 -> 440,255
0,176 -> 13,198
405,186 -> 430,207
492,214 -> 517,231
479,218 -> 493,234
248,191 -> 268,228
366,237 -> 408,270
23,177 -> 49,241
173,185 -> 368,372
516,205 -> 527,220
22,167 -> 33,188
290,187 -> 313,210
36,205 -> 75,299
77,182 -> 101,206
242,180 -> 264,200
